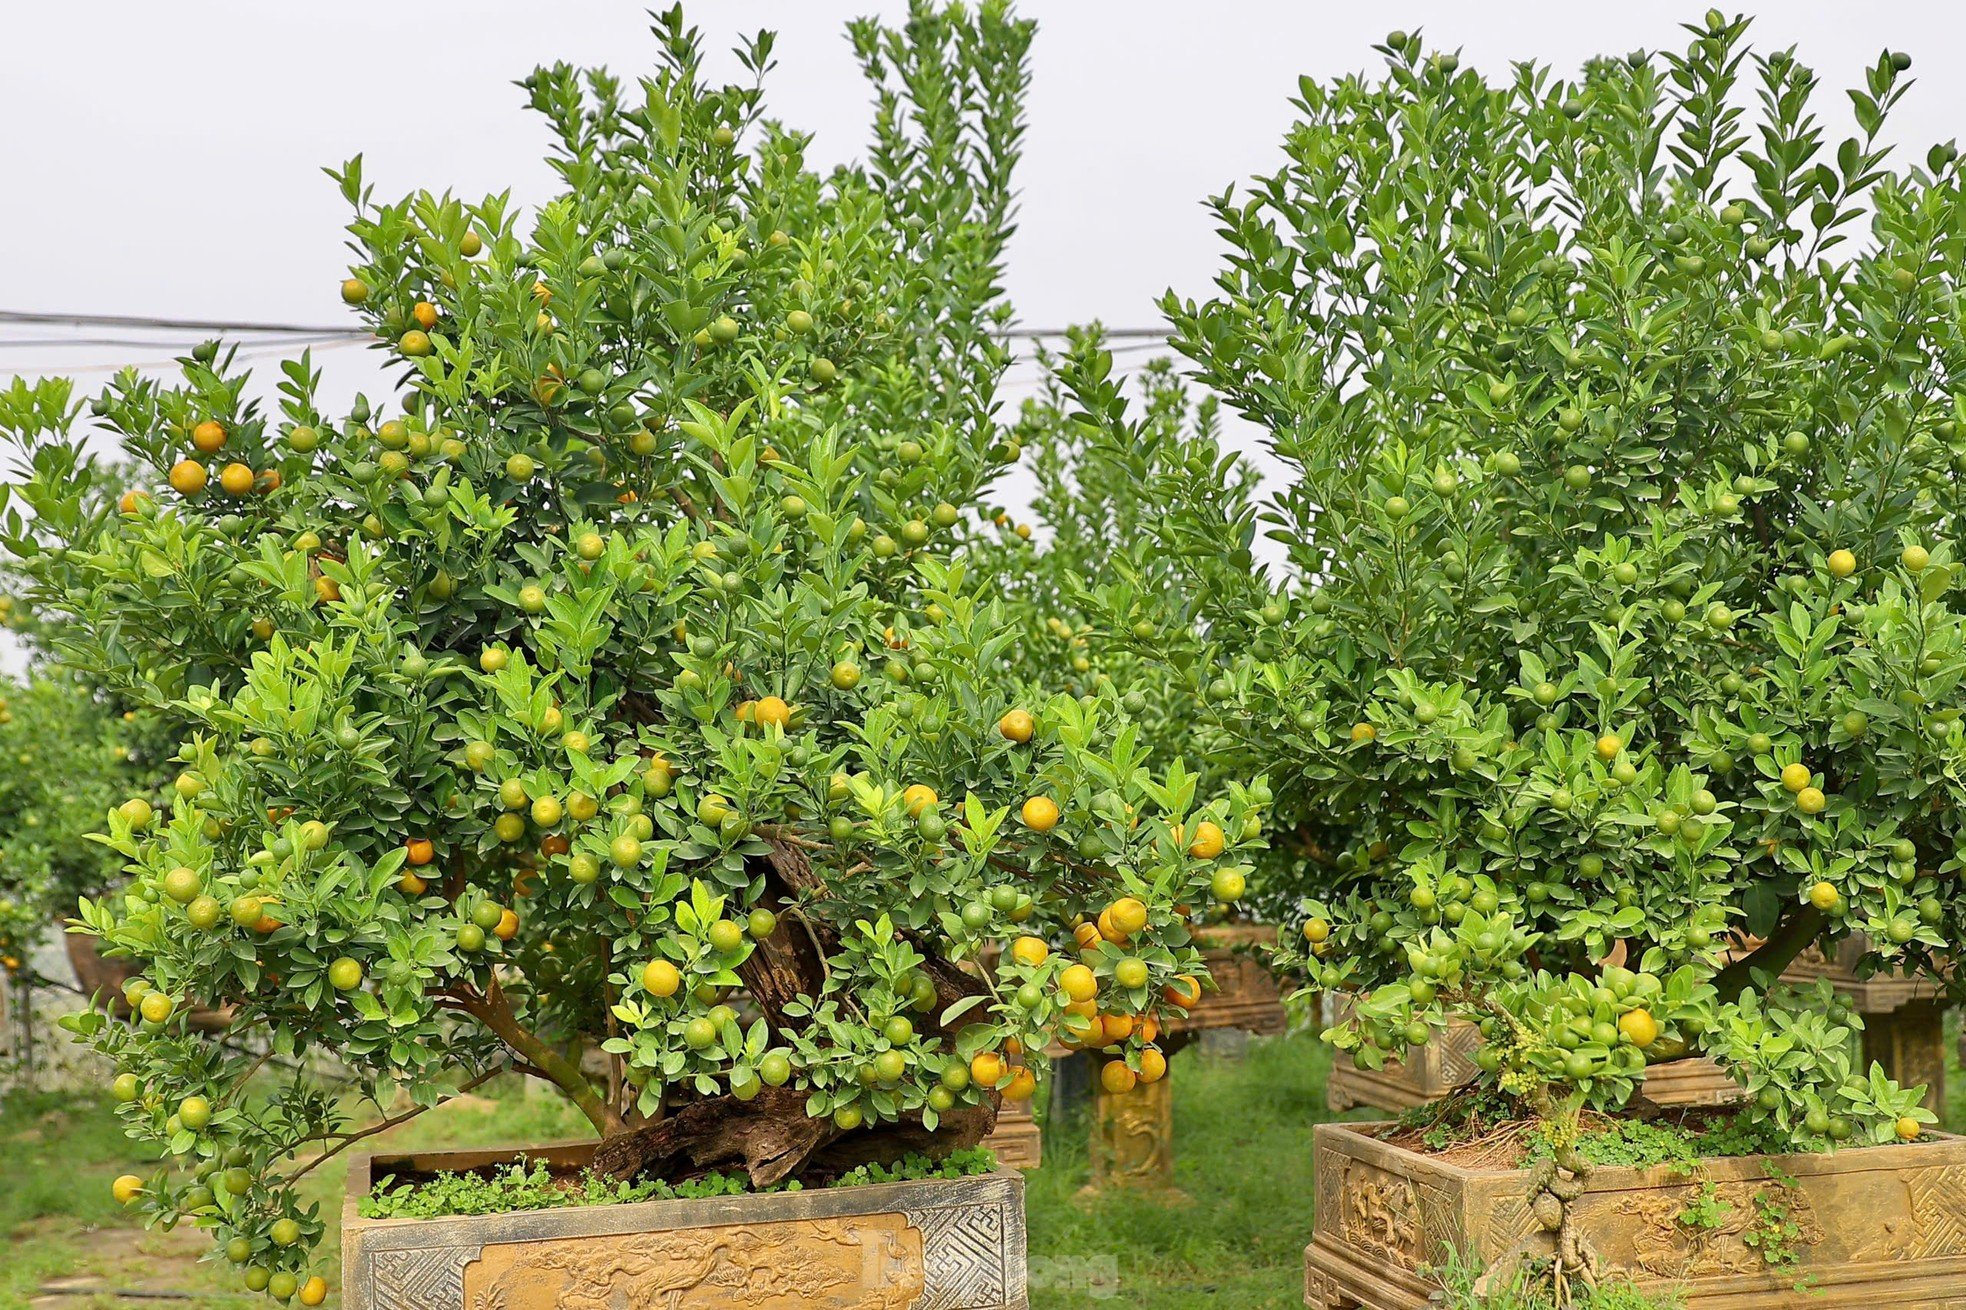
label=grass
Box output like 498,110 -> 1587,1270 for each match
1025,1033 -> 1371,1308
0,1033 -> 1359,1310
0,1078 -> 594,1310
1,1021 -> 1959,1309
1945,1009 -> 1965,1134
1429,1246 -> 1684,1310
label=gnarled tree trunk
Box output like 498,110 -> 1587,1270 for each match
591,836 -> 999,1186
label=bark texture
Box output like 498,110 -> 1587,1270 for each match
591,836 -> 1000,1186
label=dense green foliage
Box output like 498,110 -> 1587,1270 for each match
992,339 -> 1252,731
1079,15 -> 1966,1149
0,5 -> 1260,1298
0,676 -> 155,972
986,339 -> 1302,920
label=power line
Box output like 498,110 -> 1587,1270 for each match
0,334 -> 354,351
0,309 -> 360,337
7,338 -> 368,375
1015,327 -> 1162,341
0,308 -> 1166,344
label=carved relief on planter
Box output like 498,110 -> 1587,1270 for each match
1621,1178 -> 1827,1279
1335,1160 -> 1422,1269
1305,1120 -> 1966,1310
342,1145 -> 1028,1310
459,1215 -> 926,1309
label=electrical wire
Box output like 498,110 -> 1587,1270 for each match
0,309 -> 361,337
0,307 -> 1165,343
0,335 -> 355,351
8,337 -> 369,376
0,308 -> 1172,383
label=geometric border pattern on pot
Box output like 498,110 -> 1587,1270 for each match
345,1159 -> 1028,1310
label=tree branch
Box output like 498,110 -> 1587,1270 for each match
455,978 -> 622,1137
752,823 -> 826,851
282,1063 -> 507,1183
1712,906 -> 1826,1003
602,940 -> 623,1118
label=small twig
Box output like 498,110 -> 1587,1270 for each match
787,907 -> 832,991
282,1063 -> 507,1183
753,823 -> 825,851
987,848 -> 1108,882
35,1289 -> 250,1302
225,1047 -> 277,1099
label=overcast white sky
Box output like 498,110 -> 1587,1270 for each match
3,2 -> 1964,531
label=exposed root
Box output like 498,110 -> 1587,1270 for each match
1469,1090 -> 1604,1307
1541,1142 -> 1602,1305
589,1085 -> 998,1187
584,834 -> 1002,1189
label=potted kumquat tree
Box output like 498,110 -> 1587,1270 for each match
0,6 -> 1262,1307
0,676 -> 155,1013
983,338 -> 1290,1190
1083,15 -> 1966,1308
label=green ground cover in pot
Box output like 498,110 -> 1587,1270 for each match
359,1144 -> 996,1220
1398,1085 -> 1820,1167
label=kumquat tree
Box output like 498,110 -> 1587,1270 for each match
1059,13 -> 1966,1283
982,338 -> 1312,928
0,4 -> 1263,1301
0,675 -> 149,979
991,339 -> 1256,739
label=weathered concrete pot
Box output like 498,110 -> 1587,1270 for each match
1325,1009 -> 1740,1113
984,1095 -> 1042,1171
1305,1121 -> 1966,1309
1175,923 -> 1289,1038
343,1143 -> 1028,1310
1324,1017 -> 1486,1113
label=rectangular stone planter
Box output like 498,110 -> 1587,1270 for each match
1174,923 -> 1289,1038
984,1096 -> 1042,1171
1783,937 -> 1947,1113
1305,1121 -> 1966,1309
343,1143 -> 1027,1310
1325,1010 -> 1740,1114
1324,1018 -> 1487,1113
